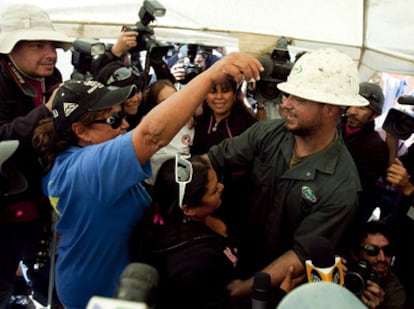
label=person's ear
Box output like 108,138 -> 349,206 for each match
181,204 -> 196,217
72,123 -> 92,144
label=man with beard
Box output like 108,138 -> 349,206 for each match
205,48 -> 369,305
348,220 -> 406,308
0,4 -> 72,307
340,82 -> 389,232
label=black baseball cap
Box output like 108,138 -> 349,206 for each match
52,79 -> 136,133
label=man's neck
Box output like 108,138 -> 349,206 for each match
294,129 -> 337,158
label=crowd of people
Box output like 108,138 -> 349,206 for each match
0,3 -> 413,309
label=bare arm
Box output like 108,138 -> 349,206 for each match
132,52 -> 263,164
227,249 -> 305,298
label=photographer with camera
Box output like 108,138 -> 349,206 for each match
0,4 -> 72,307
170,45 -> 220,88
345,220 -> 406,308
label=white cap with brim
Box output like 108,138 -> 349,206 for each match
277,48 -> 369,107
0,4 -> 72,54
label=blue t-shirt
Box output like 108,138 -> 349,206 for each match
43,131 -> 151,309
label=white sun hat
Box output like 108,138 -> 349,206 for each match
0,4 -> 72,54
277,48 -> 369,107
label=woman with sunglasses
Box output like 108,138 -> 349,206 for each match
32,53 -> 263,309
140,154 -> 237,308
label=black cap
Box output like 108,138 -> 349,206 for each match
52,79 -> 136,133
95,62 -> 145,91
359,82 -> 384,115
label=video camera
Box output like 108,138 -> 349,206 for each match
255,36 -> 293,101
382,95 -> 414,140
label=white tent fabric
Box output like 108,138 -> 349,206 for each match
1,0 -> 413,80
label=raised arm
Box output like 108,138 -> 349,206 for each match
132,52 -> 263,164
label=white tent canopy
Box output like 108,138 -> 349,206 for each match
1,0 -> 413,81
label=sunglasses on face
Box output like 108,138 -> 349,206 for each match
89,110 -> 126,129
175,153 -> 193,208
360,244 -> 393,257
106,67 -> 143,89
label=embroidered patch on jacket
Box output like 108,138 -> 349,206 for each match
301,186 -> 317,203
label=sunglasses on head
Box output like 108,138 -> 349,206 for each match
360,244 -> 393,257
175,153 -> 193,208
107,67 -> 143,88
89,110 -> 126,129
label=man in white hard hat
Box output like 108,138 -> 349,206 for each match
205,48 -> 370,304
0,4 -> 72,307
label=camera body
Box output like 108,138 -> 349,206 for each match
255,37 -> 293,101
180,62 -> 201,85
344,259 -> 377,295
71,38 -> 106,79
126,0 -> 170,60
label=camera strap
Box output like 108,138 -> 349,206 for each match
2,57 -> 37,97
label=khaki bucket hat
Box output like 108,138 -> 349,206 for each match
0,4 -> 72,54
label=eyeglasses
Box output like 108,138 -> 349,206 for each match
106,67 -> 143,88
360,244 -> 393,257
89,110 -> 126,129
175,153 -> 193,208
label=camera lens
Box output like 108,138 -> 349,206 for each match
344,272 -> 365,295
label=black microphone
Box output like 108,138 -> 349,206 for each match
252,271 -> 271,309
305,236 -> 344,285
397,95 -> 414,105
114,262 -> 159,307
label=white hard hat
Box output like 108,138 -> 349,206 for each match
277,48 -> 369,107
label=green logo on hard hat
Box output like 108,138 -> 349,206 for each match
294,64 -> 303,74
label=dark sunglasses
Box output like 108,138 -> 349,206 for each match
175,153 -> 193,208
89,110 -> 126,129
106,67 -> 143,89
360,244 -> 393,257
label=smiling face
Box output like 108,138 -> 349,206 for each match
359,233 -> 392,280
10,40 -> 58,77
123,91 -> 143,116
206,80 -> 236,120
283,95 -> 327,136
